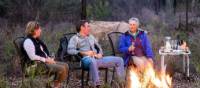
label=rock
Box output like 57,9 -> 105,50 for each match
89,21 -> 129,41
88,21 -> 129,53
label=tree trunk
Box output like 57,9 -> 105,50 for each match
81,0 -> 87,20
173,0 -> 177,14
186,0 -> 189,31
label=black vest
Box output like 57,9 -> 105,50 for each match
22,36 -> 49,64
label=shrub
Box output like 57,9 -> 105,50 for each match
0,75 -> 9,88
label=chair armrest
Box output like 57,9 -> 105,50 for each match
70,54 -> 82,62
61,54 -> 82,62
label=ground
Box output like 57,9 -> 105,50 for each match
7,68 -> 200,88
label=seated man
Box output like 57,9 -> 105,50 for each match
118,17 -> 154,70
67,20 -> 125,87
23,21 -> 68,88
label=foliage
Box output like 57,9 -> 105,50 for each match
0,75 -> 9,88
87,0 -> 111,20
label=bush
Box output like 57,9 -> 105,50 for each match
87,0 -> 111,20
189,30 -> 200,73
0,75 -> 9,88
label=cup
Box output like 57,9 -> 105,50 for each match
160,46 -> 165,52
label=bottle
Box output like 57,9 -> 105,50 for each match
176,35 -> 180,50
165,36 -> 171,52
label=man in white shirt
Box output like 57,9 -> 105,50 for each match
23,21 -> 68,88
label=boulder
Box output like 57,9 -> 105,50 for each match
89,21 -> 129,54
89,21 -> 129,41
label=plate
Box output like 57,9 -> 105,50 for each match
172,50 -> 184,53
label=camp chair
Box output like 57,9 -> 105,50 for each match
13,37 -> 50,87
107,31 -> 141,66
57,33 -> 110,88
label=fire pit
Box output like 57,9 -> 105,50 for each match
127,61 -> 172,88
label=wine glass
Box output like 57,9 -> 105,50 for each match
50,52 -> 55,60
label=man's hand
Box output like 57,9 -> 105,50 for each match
80,51 -> 103,59
81,50 -> 96,57
128,45 -> 135,51
46,58 -> 56,64
94,54 -> 103,59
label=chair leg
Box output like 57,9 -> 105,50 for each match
86,71 -> 89,85
111,67 -> 115,86
22,73 -> 25,85
81,69 -> 84,88
66,68 -> 70,87
105,69 -> 108,83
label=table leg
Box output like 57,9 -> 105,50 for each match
186,55 -> 190,77
183,55 -> 186,74
161,55 -> 165,73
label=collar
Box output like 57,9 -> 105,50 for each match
128,30 -> 139,39
77,33 -> 90,38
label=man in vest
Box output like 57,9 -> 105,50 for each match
118,17 -> 154,70
23,21 -> 68,88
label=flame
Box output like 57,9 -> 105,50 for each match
128,61 -> 172,88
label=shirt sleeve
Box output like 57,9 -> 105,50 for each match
23,39 -> 46,62
143,33 -> 154,59
91,35 -> 103,55
118,35 -> 129,53
67,35 -> 80,55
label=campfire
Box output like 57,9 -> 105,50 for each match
128,61 -> 172,88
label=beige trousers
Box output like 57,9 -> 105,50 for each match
131,56 -> 149,71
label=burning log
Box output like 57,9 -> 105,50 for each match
127,60 -> 172,88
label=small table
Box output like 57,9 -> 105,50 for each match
159,49 -> 191,77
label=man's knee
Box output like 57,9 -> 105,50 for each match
81,57 -> 96,69
58,62 -> 69,72
115,57 -> 124,66
64,63 -> 69,71
87,57 -> 96,65
118,57 -> 124,63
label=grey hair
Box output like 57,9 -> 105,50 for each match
128,17 -> 140,26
